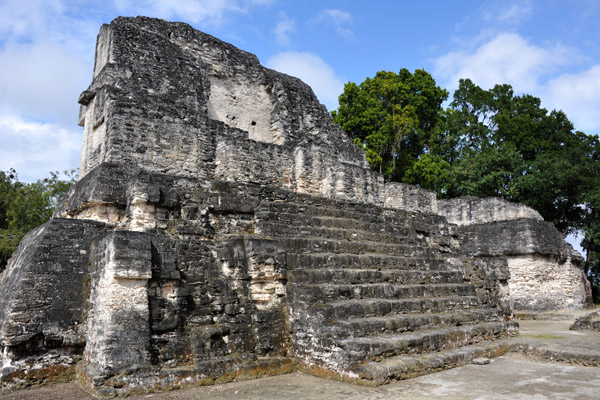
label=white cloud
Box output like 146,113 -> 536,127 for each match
434,32 -> 600,134
0,0 -> 98,50
273,11 -> 295,46
0,40 -> 90,126
313,9 -> 353,40
266,52 -> 344,110
0,0 -> 96,126
497,4 -> 532,23
112,0 -> 265,26
0,0 -> 64,39
0,0 -> 96,181
0,114 -> 81,182
434,33 -> 575,94
481,0 -> 533,25
545,65 -> 600,134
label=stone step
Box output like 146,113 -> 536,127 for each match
352,339 -> 518,385
256,201 -> 447,230
255,211 -> 412,236
287,252 -> 461,271
256,202 -> 395,221
309,296 -> 483,320
292,283 -> 476,302
191,355 -> 295,381
256,209 -> 446,238
288,268 -> 464,285
256,221 -> 413,245
285,237 -> 439,258
338,321 -> 517,362
326,308 -> 504,339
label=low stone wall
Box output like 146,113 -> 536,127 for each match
456,219 -> 591,311
570,310 -> 600,331
383,183 -> 438,214
507,254 -> 590,311
436,196 -> 591,312
438,196 -> 543,226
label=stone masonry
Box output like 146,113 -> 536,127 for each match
0,17 -> 591,396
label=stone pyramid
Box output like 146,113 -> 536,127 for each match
0,17 -> 590,396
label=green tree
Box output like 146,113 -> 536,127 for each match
580,138 -> 600,300
0,169 -> 77,272
404,153 -> 453,195
583,223 -> 600,302
445,79 -> 599,235
0,169 -> 23,270
452,142 -> 525,199
332,69 -> 448,182
439,79 -> 600,295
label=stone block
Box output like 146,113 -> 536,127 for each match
84,232 -> 153,379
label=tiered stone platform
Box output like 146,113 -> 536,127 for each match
0,17 -> 588,396
256,196 -> 518,383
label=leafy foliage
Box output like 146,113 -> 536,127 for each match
580,142 -> 600,301
332,69 -> 448,182
0,169 -> 77,272
403,153 -> 452,195
445,80 -> 599,236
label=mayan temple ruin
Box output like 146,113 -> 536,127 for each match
0,17 -> 592,396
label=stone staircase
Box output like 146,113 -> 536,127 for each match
255,197 -> 518,384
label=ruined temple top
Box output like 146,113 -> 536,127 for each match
78,17 -> 372,194
85,16 -> 337,139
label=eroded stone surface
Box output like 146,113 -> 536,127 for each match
384,183 -> 438,214
77,17 -> 380,206
454,211 -> 592,311
438,196 -> 543,226
0,16 -> 591,396
0,219 -> 105,385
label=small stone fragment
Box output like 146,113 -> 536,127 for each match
473,358 -> 491,365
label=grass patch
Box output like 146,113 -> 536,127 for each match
523,334 -> 566,340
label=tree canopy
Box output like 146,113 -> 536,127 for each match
446,80 -> 599,234
332,69 -> 448,182
0,169 -> 76,272
333,72 -> 600,299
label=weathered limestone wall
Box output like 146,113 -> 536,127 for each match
444,197 -> 592,311
54,165 -> 293,395
506,255 -> 589,311
0,219 -> 105,383
438,196 -> 543,226
383,183 -> 438,214
84,232 -> 153,379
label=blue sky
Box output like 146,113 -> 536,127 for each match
1,0 -> 600,183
